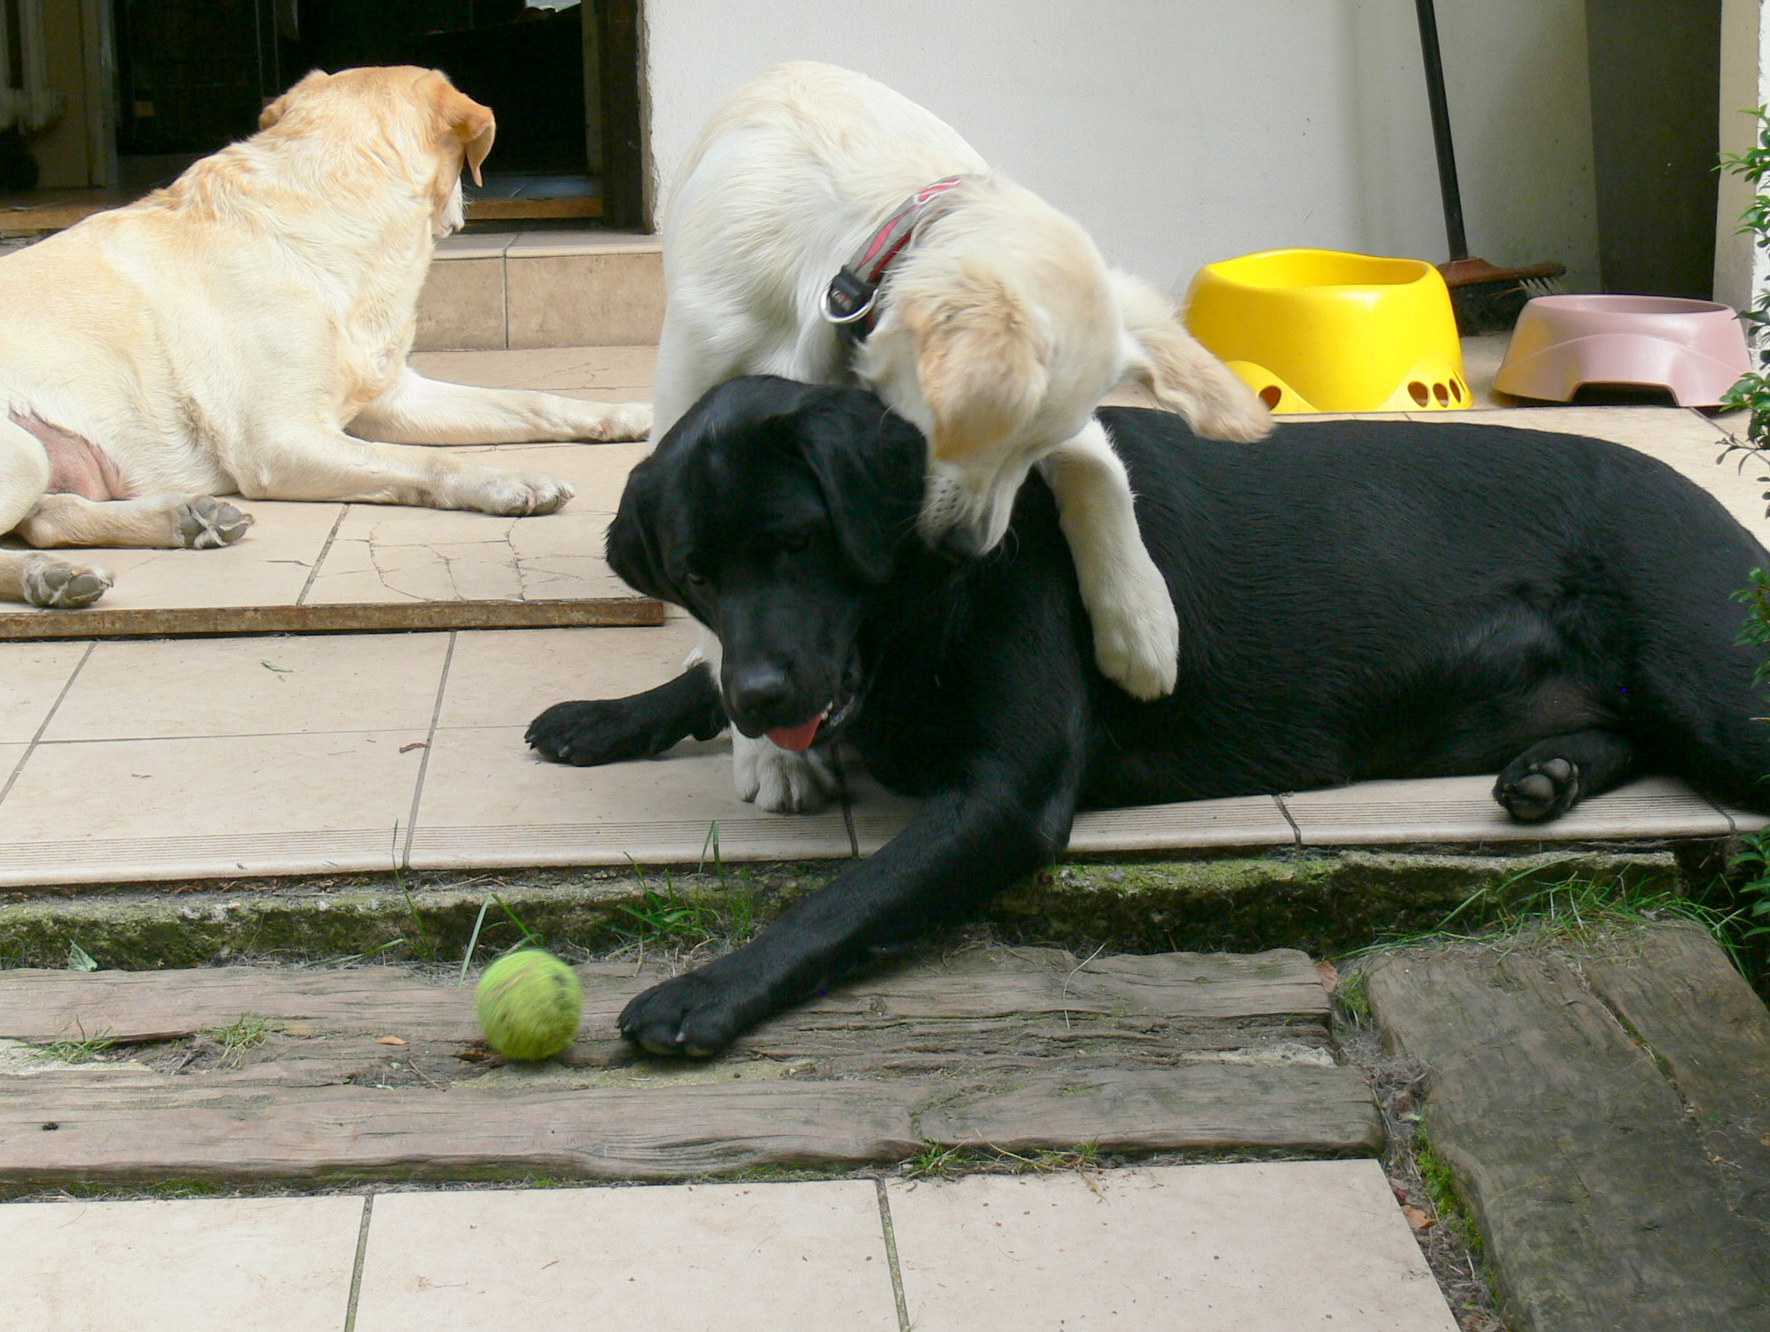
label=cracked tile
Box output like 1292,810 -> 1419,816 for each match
300,444 -> 642,606
304,518 -> 627,605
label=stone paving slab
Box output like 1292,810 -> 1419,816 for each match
888,1162 -> 1457,1331
0,1162 -> 1459,1332
1364,922 -> 1770,1332
355,1182 -> 898,1332
0,1194 -> 364,1331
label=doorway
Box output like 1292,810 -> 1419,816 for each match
4,0 -> 643,232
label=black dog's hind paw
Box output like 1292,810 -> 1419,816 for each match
619,970 -> 758,1058
1495,756 -> 1581,822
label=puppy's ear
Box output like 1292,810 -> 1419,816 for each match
798,391 -> 928,584
899,272 -> 1051,467
258,69 -> 328,130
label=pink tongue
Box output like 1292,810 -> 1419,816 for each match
765,716 -> 822,752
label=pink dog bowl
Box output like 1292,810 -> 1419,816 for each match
1494,295 -> 1752,407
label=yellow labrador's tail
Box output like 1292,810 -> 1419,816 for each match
1112,270 -> 1271,442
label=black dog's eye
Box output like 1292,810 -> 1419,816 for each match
684,571 -> 708,587
779,532 -> 810,554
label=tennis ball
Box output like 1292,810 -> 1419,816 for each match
475,950 -> 583,1061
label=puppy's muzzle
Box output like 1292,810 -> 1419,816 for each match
918,468 -> 1016,559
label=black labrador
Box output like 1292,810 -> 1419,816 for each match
529,375 -> 1770,1055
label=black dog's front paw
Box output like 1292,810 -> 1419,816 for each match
528,672 -> 729,768
619,968 -> 764,1057
526,699 -> 634,766
1495,755 -> 1581,822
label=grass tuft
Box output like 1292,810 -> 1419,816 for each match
1344,864 -> 1747,970
34,1026 -> 117,1064
209,1014 -> 271,1066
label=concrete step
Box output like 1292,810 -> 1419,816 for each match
416,229 -> 663,352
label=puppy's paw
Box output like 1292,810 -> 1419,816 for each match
733,733 -> 837,813
1495,756 -> 1581,822
471,471 -> 575,517
176,496 -> 254,549
22,557 -> 112,609
1084,557 -> 1179,702
573,401 -> 653,443
1189,386 -> 1273,443
1176,353 -> 1273,443
619,969 -> 754,1057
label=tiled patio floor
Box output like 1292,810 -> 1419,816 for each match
0,339 -> 1758,885
0,1161 -> 1458,1331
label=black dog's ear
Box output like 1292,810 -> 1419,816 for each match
605,459 -> 675,603
796,390 -> 928,584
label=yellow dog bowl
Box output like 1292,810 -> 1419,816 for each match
1184,248 -> 1471,414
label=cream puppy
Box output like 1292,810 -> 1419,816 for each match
655,61 -> 1268,812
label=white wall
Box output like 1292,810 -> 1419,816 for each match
1715,0 -> 1768,313
642,0 -> 1602,298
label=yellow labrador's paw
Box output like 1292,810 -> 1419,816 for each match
176,496 -> 254,549
577,402 -> 653,443
732,732 -> 837,813
23,556 -> 113,609
474,472 -> 576,516
1087,562 -> 1180,702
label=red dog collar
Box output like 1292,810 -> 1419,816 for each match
821,175 -> 971,345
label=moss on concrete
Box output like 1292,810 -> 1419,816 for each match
0,848 -> 1690,972
987,849 -> 1685,956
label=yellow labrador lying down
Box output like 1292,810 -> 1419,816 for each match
0,65 -> 650,609
656,61 -> 1269,811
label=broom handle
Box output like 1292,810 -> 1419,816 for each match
1415,0 -> 1470,261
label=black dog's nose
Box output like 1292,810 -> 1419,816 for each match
726,663 -> 795,720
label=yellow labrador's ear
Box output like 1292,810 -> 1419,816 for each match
259,70 -> 329,130
902,273 -> 1051,465
435,82 -> 496,184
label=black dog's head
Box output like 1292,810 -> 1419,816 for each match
609,376 -> 927,750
